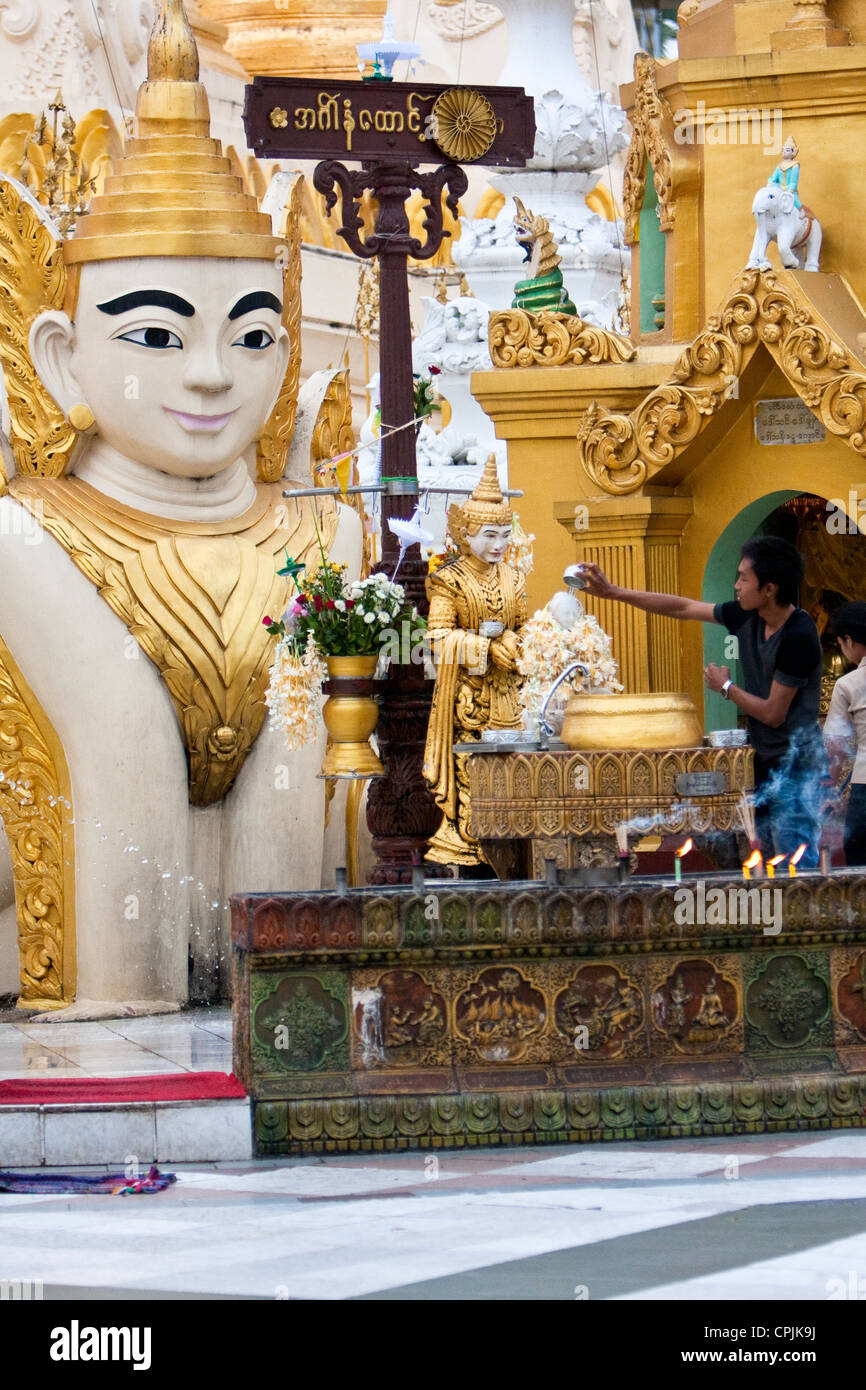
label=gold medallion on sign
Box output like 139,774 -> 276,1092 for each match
431,88 -> 497,162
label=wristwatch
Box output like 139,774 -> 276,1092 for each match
720,679 -> 733,699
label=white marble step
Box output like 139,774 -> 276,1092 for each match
0,1098 -> 251,1167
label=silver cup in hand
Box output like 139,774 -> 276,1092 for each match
563,564 -> 589,591
479,621 -> 505,638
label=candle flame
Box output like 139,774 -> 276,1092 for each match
791,843 -> 807,867
676,838 -> 693,858
744,849 -> 762,870
768,855 -> 786,867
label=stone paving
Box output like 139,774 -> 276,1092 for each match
1,1133 -> 866,1300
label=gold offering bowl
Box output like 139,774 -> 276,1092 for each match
561,691 -> 704,751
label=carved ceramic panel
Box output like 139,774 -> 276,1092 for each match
350,967 -> 449,1071
834,947 -> 866,1045
552,961 -> 646,1061
251,970 -> 349,1074
745,953 -> 831,1052
454,963 -> 547,1064
649,956 -> 741,1055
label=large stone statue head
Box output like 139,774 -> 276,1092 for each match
21,0 -> 296,491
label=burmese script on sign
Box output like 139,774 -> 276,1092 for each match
244,77 -> 536,168
754,397 -> 825,446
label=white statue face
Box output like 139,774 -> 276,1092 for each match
782,139 -> 797,160
547,590 -> 584,628
31,256 -> 290,479
466,523 -> 511,564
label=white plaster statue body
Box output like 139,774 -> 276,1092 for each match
0,250 -> 360,1009
0,1 -> 361,1014
747,184 -> 822,273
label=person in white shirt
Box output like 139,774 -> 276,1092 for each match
824,601 -> 866,867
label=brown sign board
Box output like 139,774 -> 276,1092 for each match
244,77 -> 535,167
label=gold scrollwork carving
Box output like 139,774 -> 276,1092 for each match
0,633 -> 75,1007
578,268 -> 866,495
622,52 -> 676,245
489,308 -> 636,369
257,172 -> 304,485
0,177 -> 78,478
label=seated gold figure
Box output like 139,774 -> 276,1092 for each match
423,458 -> 526,867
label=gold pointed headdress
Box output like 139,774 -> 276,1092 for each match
63,0 -> 278,265
448,454 -> 512,553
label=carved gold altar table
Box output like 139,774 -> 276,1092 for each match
467,745 -> 755,878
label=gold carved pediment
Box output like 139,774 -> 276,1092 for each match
578,267 -> 866,495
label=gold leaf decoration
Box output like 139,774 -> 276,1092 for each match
9,477 -> 338,806
0,633 -> 75,1007
257,172 -> 304,484
489,308 -> 636,368
0,177 -> 78,477
578,268 -> 866,496
431,87 -> 497,163
621,52 -> 676,246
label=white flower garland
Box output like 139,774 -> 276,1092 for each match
517,608 -> 622,716
265,639 -> 326,751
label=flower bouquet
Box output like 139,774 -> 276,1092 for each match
517,603 -> 622,735
264,548 -> 426,776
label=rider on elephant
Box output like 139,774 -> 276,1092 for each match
768,135 -> 802,210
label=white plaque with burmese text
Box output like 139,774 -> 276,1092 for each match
754,398 -> 825,446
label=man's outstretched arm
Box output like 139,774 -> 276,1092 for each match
579,563 -> 719,624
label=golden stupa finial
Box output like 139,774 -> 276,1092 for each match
63,0 -> 277,265
447,454 -> 512,553
148,0 -> 199,83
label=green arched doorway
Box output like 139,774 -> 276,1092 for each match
701,490 -> 799,731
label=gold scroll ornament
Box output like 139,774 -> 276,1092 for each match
489,308 -> 636,368
578,267 -> 866,496
0,633 -> 75,1008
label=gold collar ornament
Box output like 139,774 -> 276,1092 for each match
9,476 -> 338,806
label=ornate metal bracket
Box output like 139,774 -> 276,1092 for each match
312,159 -> 468,261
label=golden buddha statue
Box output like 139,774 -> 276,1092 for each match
0,0 -> 361,1012
423,457 -> 527,867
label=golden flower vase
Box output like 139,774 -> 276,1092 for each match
320,654 -> 384,778
560,691 -> 704,751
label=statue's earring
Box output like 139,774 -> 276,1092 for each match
68,403 -> 96,433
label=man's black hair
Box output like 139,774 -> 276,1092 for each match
832,600 -> 866,647
740,536 -> 805,606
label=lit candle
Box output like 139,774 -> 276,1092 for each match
767,855 -> 785,879
789,843 -> 807,877
674,838 -> 693,883
743,849 -> 762,880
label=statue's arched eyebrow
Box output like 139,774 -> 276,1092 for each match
97,290 -> 195,317
228,291 -> 283,321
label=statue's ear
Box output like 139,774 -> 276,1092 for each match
29,310 -> 80,417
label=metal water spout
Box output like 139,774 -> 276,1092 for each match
539,660 -> 589,738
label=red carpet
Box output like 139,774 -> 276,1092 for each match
0,1072 -> 247,1105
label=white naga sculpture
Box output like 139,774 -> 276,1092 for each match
0,0 -> 361,1015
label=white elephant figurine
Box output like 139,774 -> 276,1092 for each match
747,185 -> 822,273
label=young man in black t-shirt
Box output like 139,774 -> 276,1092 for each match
580,536 -> 825,866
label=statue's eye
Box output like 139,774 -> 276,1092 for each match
233,328 -> 275,351
116,326 -> 182,350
